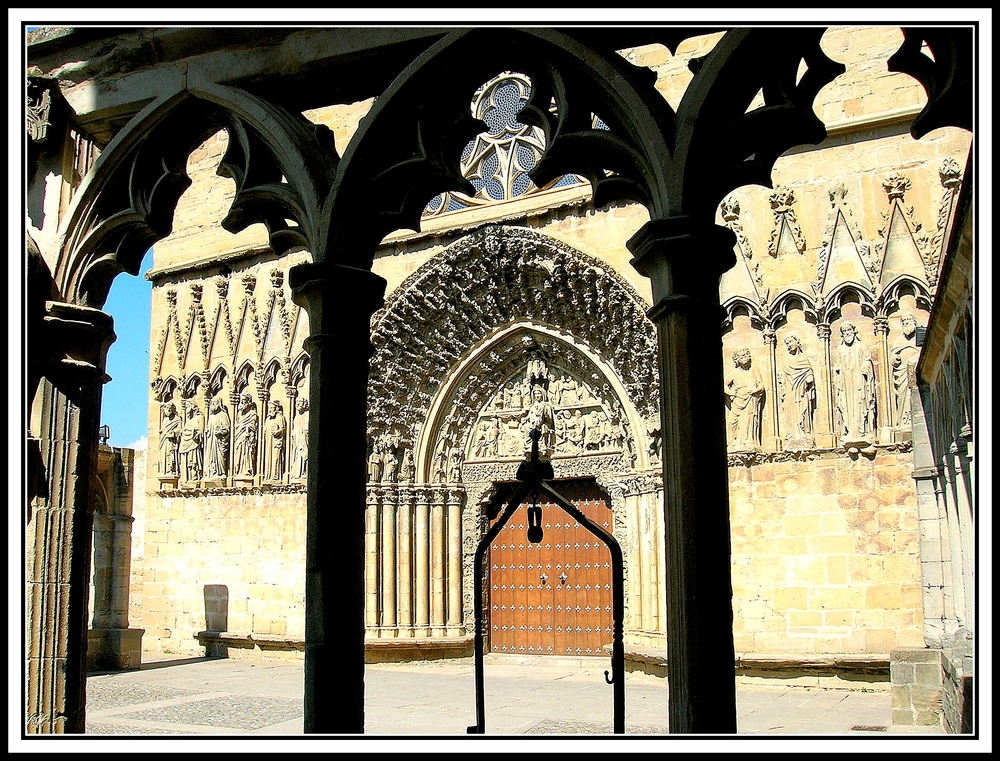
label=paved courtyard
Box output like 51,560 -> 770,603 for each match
79,654 -> 918,738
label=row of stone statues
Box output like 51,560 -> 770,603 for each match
158,394 -> 309,484
725,317 -> 919,450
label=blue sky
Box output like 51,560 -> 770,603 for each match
100,249 -> 153,448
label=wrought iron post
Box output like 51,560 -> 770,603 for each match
468,429 -> 626,734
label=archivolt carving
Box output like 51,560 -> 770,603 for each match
367,226 -> 658,474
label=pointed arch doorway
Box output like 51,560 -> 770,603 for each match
487,478 -> 614,657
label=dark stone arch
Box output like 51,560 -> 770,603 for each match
55,83 -> 339,308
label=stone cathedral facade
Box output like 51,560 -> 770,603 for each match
127,28 -> 971,689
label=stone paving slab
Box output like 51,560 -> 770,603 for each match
79,655 -> 915,738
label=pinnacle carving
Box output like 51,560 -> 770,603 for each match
881,173 -> 912,201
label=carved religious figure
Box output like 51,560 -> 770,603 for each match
725,348 -> 765,450
565,409 -> 586,453
779,334 -> 816,447
178,403 -> 204,483
473,417 -> 500,458
381,433 -> 400,483
368,441 -> 385,482
399,447 -> 415,482
204,396 -> 231,480
832,322 -> 878,445
291,398 -> 309,479
890,314 -> 920,428
447,446 -> 464,482
525,385 -> 555,459
233,394 -> 260,477
158,402 -> 181,477
263,400 -> 287,482
584,410 -> 604,450
526,348 -> 548,384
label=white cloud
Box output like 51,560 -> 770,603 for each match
123,435 -> 148,451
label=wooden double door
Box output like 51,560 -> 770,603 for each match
488,479 -> 613,656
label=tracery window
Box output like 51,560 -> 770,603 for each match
423,73 -> 586,216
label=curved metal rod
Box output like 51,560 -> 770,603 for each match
467,429 -> 626,734
467,481 -> 532,734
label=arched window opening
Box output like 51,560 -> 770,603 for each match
424,73 -> 591,216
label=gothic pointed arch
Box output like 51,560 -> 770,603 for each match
366,225 -> 661,477
54,82 -> 339,307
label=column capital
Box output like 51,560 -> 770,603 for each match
41,301 -> 117,390
873,316 -> 890,334
289,262 -> 386,335
816,323 -> 832,340
627,217 -> 736,321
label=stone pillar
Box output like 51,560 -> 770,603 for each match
430,490 -> 447,636
397,487 -> 413,637
816,323 -> 836,447
624,489 -> 643,634
380,489 -> 398,637
414,488 -> 431,637
629,218 -> 737,734
638,498 -> 656,633
763,327 -> 781,449
289,262 -> 386,734
26,302 -> 115,733
873,317 -> 891,442
364,489 -> 379,631
446,487 -> 464,636
88,448 -> 144,671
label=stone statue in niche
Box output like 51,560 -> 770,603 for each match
368,440 -> 384,482
291,398 -> 309,479
432,440 -> 449,482
263,400 -> 287,482
399,447 -> 415,482
158,402 -> 181,477
178,402 -> 204,483
832,322 -> 878,446
204,396 -> 231,480
525,385 -> 555,459
233,394 -> 260,477
890,314 -> 920,428
779,334 -> 817,448
381,433 -> 400,483
725,348 -> 765,451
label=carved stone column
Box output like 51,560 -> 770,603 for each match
629,218 -> 737,734
763,327 -> 781,450
364,488 -> 379,631
414,487 -> 431,637
289,262 -> 386,734
446,487 -> 464,636
873,317 -> 892,442
380,489 -> 398,637
816,323 -> 836,447
26,302 -> 115,734
397,486 -> 414,637
430,489 -> 447,636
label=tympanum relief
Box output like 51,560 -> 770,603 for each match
466,364 -> 628,464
